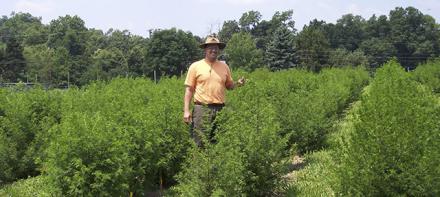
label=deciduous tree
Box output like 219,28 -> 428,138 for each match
144,28 -> 200,78
224,32 -> 263,71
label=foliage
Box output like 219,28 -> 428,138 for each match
47,15 -> 88,56
45,112 -> 133,196
258,67 -> 369,153
174,81 -> 288,196
286,150 -> 339,196
4,9 -> 438,196
145,28 -> 201,78
332,14 -> 366,51
239,11 -> 262,32
411,59 -> 440,94
295,26 -> 330,71
0,12 -> 47,46
0,87 -> 62,185
252,10 -> 296,50
0,36 -> 26,82
1,7 -> 440,84
46,15 -> 90,86
290,61 -> 440,196
265,26 -> 296,71
359,37 -> 397,69
388,7 -> 440,67
43,78 -> 190,196
0,63 -> 366,195
336,61 -> 440,195
0,176 -> 60,197
287,94 -> 364,196
269,10 -> 296,32
218,20 -> 240,44
223,32 -> 263,71
23,44 -> 58,84
173,66 -> 368,195
328,48 -> 369,67
85,47 -> 129,81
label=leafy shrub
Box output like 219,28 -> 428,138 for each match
174,81 -> 288,196
0,175 -> 60,197
289,61 -> 440,196
45,112 -> 132,196
412,59 -> 440,94
0,87 -> 62,184
336,61 -> 440,195
44,78 -> 191,196
287,93 -> 364,196
257,67 -> 368,153
0,66 -> 371,195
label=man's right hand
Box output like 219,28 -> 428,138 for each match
237,76 -> 246,86
183,111 -> 192,124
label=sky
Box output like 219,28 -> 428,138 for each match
1,0 -> 439,37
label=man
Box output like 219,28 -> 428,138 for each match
183,34 -> 245,147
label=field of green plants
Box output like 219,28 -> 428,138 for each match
288,60 -> 440,196
0,60 -> 439,196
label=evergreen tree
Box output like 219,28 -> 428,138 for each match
265,26 -> 296,71
251,10 -> 296,51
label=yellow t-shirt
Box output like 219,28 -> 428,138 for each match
184,59 -> 234,104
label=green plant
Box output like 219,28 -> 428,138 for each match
336,61 -> 440,195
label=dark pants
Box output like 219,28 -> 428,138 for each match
191,104 -> 224,147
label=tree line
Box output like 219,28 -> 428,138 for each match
0,6 -> 439,86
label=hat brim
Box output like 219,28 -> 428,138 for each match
199,43 -> 226,50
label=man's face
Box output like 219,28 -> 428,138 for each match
205,44 -> 219,60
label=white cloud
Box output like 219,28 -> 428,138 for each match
15,0 -> 54,14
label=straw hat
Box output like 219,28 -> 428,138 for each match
199,34 -> 226,49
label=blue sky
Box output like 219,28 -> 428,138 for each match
1,0 -> 439,37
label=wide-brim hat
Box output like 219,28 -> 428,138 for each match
199,35 -> 226,49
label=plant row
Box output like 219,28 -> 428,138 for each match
290,60 -> 440,196
0,67 -> 369,196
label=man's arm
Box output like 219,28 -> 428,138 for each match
183,86 -> 194,123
